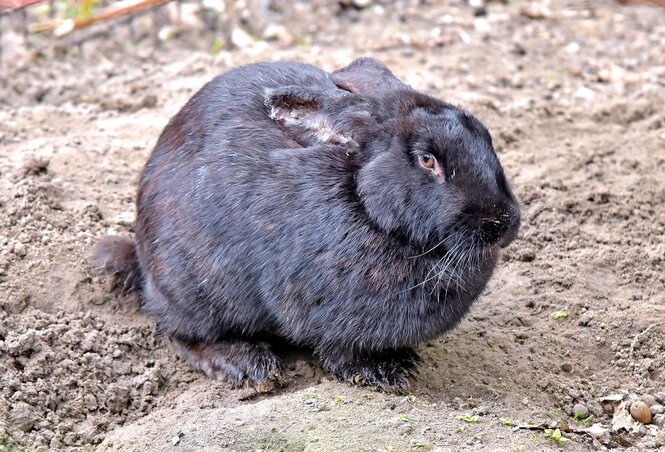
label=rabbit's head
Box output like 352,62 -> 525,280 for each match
266,58 -> 520,269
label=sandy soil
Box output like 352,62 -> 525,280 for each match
1,0 -> 664,450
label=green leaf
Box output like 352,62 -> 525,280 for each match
398,414 -> 413,423
459,413 -> 479,423
552,310 -> 569,320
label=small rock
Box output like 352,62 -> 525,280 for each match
653,414 -> 665,427
4,330 -> 36,356
655,392 -> 665,404
517,250 -> 535,262
171,431 -> 184,446
9,402 -> 37,432
12,242 -> 27,257
575,86 -> 595,101
106,384 -> 130,413
561,362 -> 573,373
63,432 -> 79,446
602,402 -> 615,416
519,3 -> 551,19
630,401 -> 652,424
589,402 -> 604,417
578,313 -> 593,327
113,211 -> 134,227
573,403 -> 589,419
650,404 -> 664,415
83,394 -> 97,411
262,24 -> 294,46
400,46 -> 414,57
231,27 -> 255,49
639,394 -> 657,408
352,0 -> 373,8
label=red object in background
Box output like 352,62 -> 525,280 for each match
0,0 -> 46,13
617,0 -> 665,4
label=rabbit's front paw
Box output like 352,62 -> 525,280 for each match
171,337 -> 286,391
324,348 -> 421,392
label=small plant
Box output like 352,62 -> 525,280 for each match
581,415 -> 594,424
211,38 -> 225,55
398,414 -> 413,423
544,428 -> 568,444
405,394 -> 417,403
333,395 -> 343,404
500,417 -> 515,426
460,413 -> 479,423
552,311 -> 569,320
455,425 -> 466,433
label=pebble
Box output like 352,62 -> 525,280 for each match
9,402 -> 37,432
520,3 -> 551,19
578,313 -> 593,327
626,393 -> 639,407
639,394 -> 657,408
262,24 -> 294,46
12,242 -> 27,257
650,404 -> 664,415
629,401 -> 652,424
560,362 -> 573,373
653,414 -> 665,427
231,27 -> 255,49
589,402 -> 604,417
654,392 -> 665,405
572,403 -> 589,419
83,394 -> 97,411
517,250 -> 535,262
602,403 -> 614,416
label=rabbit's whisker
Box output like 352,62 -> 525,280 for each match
407,237 -> 447,259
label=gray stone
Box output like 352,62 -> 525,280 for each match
9,402 -> 37,432
572,403 -> 589,419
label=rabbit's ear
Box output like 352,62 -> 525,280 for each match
266,86 -> 354,146
331,58 -> 408,95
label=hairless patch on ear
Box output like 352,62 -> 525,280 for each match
266,87 -> 356,146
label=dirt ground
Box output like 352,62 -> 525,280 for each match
1,0 -> 664,450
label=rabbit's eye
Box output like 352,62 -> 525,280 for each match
419,152 -> 436,169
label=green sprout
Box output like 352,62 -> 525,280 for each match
552,311 -> 569,320
544,428 -> 568,443
460,413 -> 479,423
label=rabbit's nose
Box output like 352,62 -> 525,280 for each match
480,218 -> 509,246
480,205 -> 520,248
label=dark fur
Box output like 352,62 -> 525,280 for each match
93,58 -> 520,391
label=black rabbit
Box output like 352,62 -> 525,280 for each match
95,58 -> 520,391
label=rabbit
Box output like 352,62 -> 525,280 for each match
94,57 -> 521,391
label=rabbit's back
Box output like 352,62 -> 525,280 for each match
134,62 -> 335,337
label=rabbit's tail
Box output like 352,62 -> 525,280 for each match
92,235 -> 143,296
